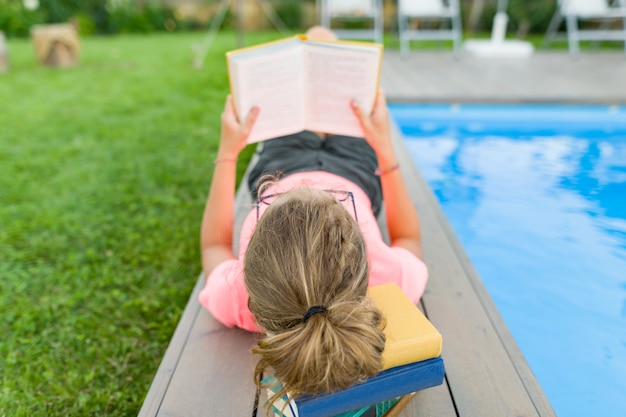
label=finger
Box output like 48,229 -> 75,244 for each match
371,89 -> 387,116
241,106 -> 260,138
228,95 -> 238,114
222,95 -> 233,120
350,99 -> 371,131
223,94 -> 242,123
377,88 -> 387,105
223,95 -> 233,113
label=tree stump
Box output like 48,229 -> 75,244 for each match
30,24 -> 80,68
0,31 -> 8,73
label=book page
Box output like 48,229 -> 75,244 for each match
303,42 -> 381,137
228,39 -> 306,143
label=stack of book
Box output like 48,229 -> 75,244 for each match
265,282 -> 444,417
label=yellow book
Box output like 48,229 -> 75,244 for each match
226,35 -> 383,143
367,283 -> 443,370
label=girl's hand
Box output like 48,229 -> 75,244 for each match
351,89 -> 395,166
218,95 -> 259,159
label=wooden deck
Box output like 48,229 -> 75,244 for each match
381,50 -> 626,104
137,51 -> 584,417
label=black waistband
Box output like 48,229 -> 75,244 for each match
247,131 -> 383,216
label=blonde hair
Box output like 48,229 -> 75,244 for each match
244,188 -> 386,411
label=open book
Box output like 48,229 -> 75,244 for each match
227,35 -> 383,143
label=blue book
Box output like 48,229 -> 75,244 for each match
266,357 -> 445,417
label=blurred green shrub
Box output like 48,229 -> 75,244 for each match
97,1 -> 181,34
273,0 -> 302,30
460,0 -> 558,36
74,12 -> 96,36
0,0 -> 184,36
0,0 -> 45,37
507,0 -> 558,35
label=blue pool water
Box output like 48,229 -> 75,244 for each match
389,104 -> 626,417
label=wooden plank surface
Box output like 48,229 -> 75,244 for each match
381,50 -> 626,104
397,384 -> 457,417
389,123 -> 556,417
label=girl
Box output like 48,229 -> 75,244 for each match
199,26 -> 427,408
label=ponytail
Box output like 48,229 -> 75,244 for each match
254,298 -> 385,406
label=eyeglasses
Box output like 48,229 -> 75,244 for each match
255,189 -> 358,222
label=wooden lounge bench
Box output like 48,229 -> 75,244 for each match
138,124 -> 557,417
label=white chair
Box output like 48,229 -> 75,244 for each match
545,0 -> 626,56
397,0 -> 463,56
319,0 -> 384,44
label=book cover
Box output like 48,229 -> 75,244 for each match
265,358 -> 444,417
368,283 -> 443,370
226,35 -> 383,143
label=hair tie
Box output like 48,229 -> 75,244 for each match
302,305 -> 327,323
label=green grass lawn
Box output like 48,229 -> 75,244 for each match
0,30 -> 285,416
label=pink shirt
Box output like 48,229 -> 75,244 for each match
199,171 -> 428,333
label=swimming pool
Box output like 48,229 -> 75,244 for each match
389,104 -> 626,417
